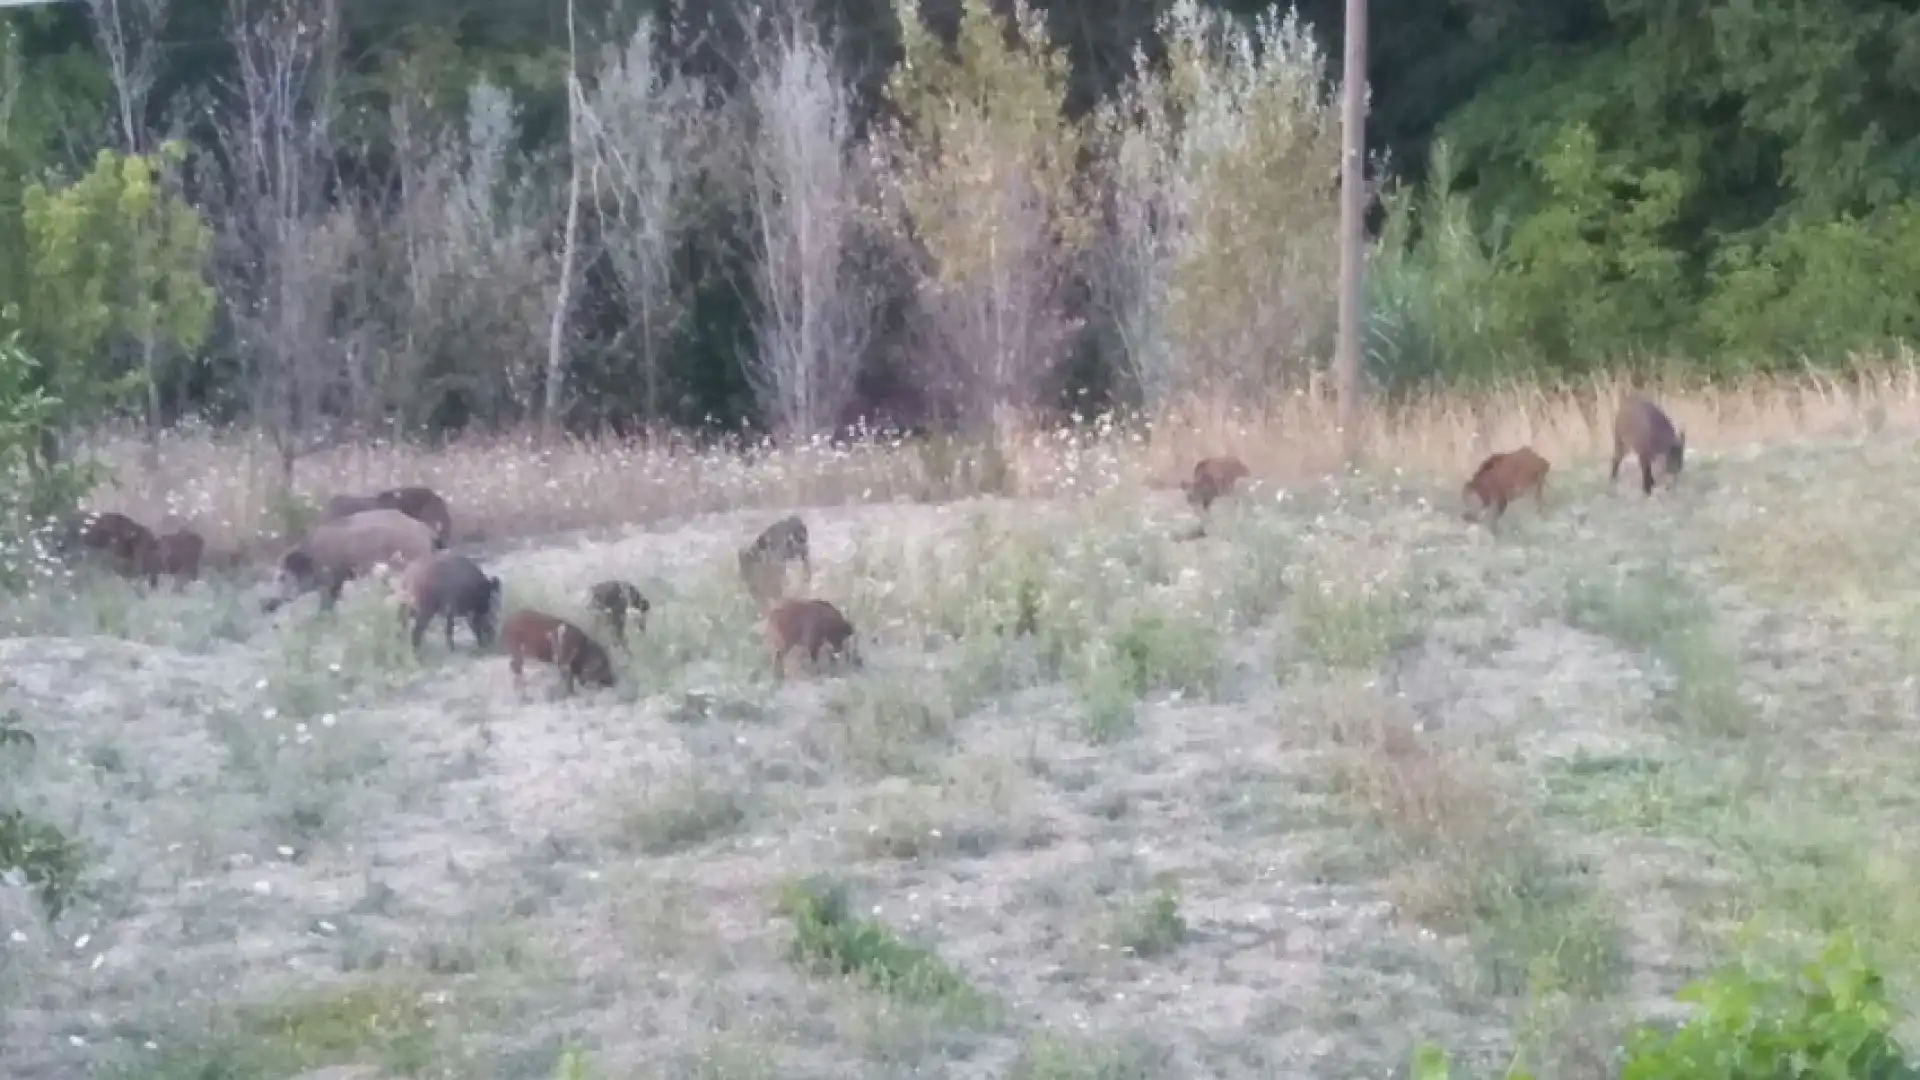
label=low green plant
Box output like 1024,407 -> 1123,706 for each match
0,709 -> 33,750
0,807 -> 85,919
776,875 -> 987,1018
1411,930 -> 1920,1080
1294,580 -> 1413,671
1114,875 -> 1188,958
1620,931 -> 1919,1080
117,981 -> 439,1079
1565,566 -> 1747,737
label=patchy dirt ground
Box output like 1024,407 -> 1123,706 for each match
7,430 -> 1920,1080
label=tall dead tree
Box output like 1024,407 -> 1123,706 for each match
543,0 -> 586,444
741,1 -> 877,437
579,14 -> 707,428
86,0 -> 166,153
215,0 -> 348,489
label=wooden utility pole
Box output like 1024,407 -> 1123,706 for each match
1334,0 -> 1368,463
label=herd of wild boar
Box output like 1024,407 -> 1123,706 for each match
44,395 -> 1686,695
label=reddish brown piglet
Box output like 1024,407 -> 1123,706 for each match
762,597 -> 860,681
499,609 -> 617,696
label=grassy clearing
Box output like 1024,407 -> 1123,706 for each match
12,408 -> 1920,1077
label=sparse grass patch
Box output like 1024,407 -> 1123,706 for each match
620,564 -> 768,692
1314,686 -> 1624,998
1109,873 -> 1188,959
613,774 -> 751,855
1211,505 -> 1296,627
1070,603 -> 1223,742
203,697 -> 390,846
1565,564 -> 1747,738
117,979 -> 441,1079
1292,575 -> 1420,671
853,759 -> 1038,860
776,875 -> 994,1024
1007,1030 -> 1173,1079
818,670 -> 956,777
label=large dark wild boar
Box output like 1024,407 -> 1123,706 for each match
1462,447 -> 1550,529
587,580 -> 650,645
152,528 -> 206,588
738,515 -> 811,602
1180,455 -> 1251,513
374,486 -> 454,548
398,553 -> 502,652
265,508 -> 437,613
320,486 -> 454,548
762,597 -> 860,681
57,510 -> 161,587
319,492 -> 383,523
1610,395 -> 1687,496
499,609 -> 616,695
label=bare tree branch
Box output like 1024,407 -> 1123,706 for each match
213,0 -> 351,486
577,13 -> 707,426
86,0 -> 169,153
740,0 -> 878,438
543,0 -> 586,443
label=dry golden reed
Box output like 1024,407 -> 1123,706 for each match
74,363 -> 1920,560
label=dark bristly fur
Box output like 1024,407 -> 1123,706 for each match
59,510 -> 161,587
1179,455 -> 1251,513
500,609 -> 617,695
152,528 -> 206,588
1610,395 -> 1687,496
587,580 -> 650,645
1462,446 -> 1551,528
320,486 -> 455,549
762,597 -> 860,681
398,553 -> 502,652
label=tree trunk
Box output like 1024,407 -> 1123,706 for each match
142,335 -> 161,473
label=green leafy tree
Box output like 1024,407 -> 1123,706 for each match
16,142 -> 215,461
874,0 -> 1090,429
1091,0 -> 1344,405
0,333 -> 101,562
1703,202 -> 1920,369
1489,122 -> 1690,375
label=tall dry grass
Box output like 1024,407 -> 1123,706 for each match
74,363 -> 1920,561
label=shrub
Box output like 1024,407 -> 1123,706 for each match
1411,930 -> 1920,1080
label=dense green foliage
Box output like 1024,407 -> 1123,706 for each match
1412,931 -> 1920,1080
0,0 -> 1913,439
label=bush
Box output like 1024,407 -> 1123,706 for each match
1412,930 -> 1920,1080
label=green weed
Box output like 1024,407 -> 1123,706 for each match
776,875 -> 991,1023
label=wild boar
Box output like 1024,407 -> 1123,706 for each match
1610,395 -> 1687,496
398,553 -> 502,652
587,580 -> 650,646
1180,455 -> 1251,513
374,486 -> 455,548
151,528 -> 207,588
499,609 -> 616,695
738,515 -> 812,602
1462,447 -> 1551,528
762,597 -> 860,681
265,508 -> 437,613
320,485 -> 454,548
57,510 -> 160,587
